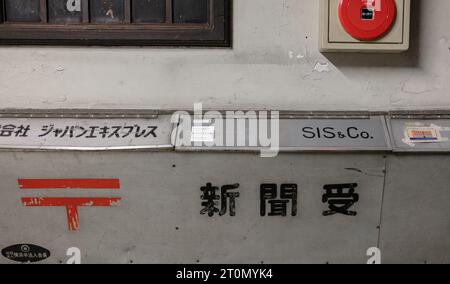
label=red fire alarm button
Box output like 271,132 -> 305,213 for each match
338,0 -> 397,41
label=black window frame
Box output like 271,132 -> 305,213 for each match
0,0 -> 232,47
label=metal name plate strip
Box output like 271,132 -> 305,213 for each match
174,115 -> 391,152
10,110 -> 450,153
0,115 -> 174,150
279,116 -> 390,151
388,118 -> 450,152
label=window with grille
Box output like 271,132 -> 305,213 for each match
0,0 -> 231,46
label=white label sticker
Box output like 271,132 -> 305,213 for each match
191,126 -> 215,142
403,126 -> 447,145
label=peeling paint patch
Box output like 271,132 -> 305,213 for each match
288,51 -> 305,60
288,51 -> 295,59
314,62 -> 330,73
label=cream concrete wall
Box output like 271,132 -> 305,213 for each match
0,0 -> 448,111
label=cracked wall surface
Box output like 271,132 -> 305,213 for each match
0,0 -> 449,111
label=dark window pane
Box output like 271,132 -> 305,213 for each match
48,0 -> 82,24
0,0 -> 4,22
132,0 -> 165,23
91,0 -> 124,24
173,0 -> 208,24
5,0 -> 40,22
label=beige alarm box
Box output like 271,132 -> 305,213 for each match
319,0 -> 411,52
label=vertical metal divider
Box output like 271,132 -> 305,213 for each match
82,0 -> 89,23
376,114 -> 392,253
208,0 -> 214,27
376,153 -> 389,253
40,0 -> 47,23
165,0 -> 172,24
124,0 -> 131,23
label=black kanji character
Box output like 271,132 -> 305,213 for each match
0,124 -> 16,137
260,184 -> 297,216
14,125 -> 31,137
322,183 -> 359,216
200,183 -> 240,217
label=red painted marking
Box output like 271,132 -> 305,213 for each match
18,179 -> 120,189
21,197 -> 122,231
